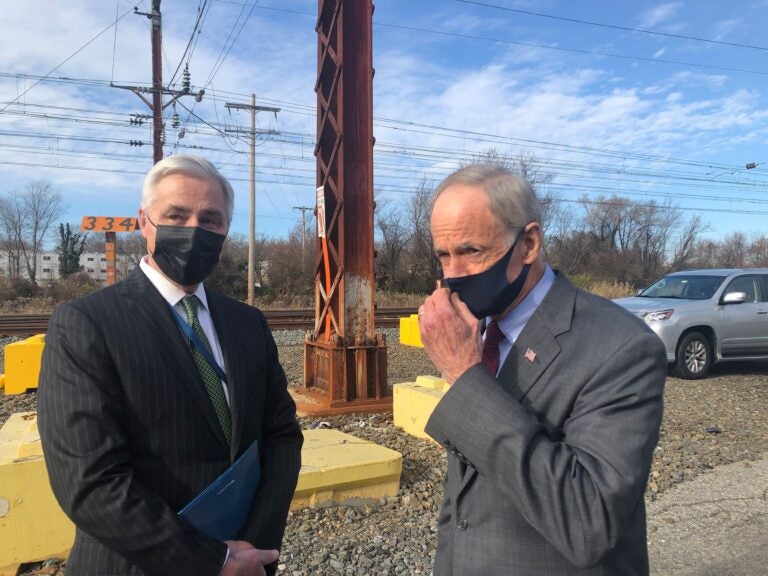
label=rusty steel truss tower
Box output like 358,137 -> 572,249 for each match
301,0 -> 390,414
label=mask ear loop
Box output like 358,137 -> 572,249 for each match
144,213 -> 159,229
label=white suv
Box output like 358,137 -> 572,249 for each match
613,268 -> 768,379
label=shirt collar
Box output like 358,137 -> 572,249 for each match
490,265 -> 555,344
139,256 -> 209,311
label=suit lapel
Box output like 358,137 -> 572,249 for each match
119,269 -> 230,451
497,272 -> 576,399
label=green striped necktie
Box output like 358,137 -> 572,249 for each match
181,295 -> 231,443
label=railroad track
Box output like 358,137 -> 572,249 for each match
0,307 -> 418,337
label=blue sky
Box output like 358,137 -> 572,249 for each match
1,0 -> 767,244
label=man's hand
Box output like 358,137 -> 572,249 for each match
418,287 -> 482,384
220,540 -> 279,576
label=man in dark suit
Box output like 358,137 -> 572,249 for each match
38,155 -> 303,576
418,164 -> 666,575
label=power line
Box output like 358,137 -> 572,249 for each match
456,0 -> 768,52
168,0 -> 210,86
0,4 -> 136,113
203,0 -> 259,87
375,22 -> 768,77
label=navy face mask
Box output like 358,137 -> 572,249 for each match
147,216 -> 226,285
443,237 -> 530,319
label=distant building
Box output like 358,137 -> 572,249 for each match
0,251 -> 133,285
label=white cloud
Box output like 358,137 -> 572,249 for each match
713,18 -> 741,39
638,2 -> 683,28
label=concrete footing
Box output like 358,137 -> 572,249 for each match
0,412 -> 73,576
392,375 -> 449,441
0,414 -> 402,574
293,429 -> 402,509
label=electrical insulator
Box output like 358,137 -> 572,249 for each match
161,127 -> 166,145
178,128 -> 186,139
746,162 -> 757,170
182,64 -> 191,93
171,107 -> 180,129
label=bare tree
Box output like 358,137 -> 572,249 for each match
576,195 -> 691,284
718,232 -> 747,268
690,239 -> 720,269
21,181 -> 64,284
0,190 -> 25,278
405,179 -> 439,292
115,232 -> 147,279
0,181 -> 65,284
668,214 -> 708,271
264,226 -> 313,303
747,233 -> 768,267
375,201 -> 409,291
467,148 -> 555,193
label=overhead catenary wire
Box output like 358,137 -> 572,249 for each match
168,0 -> 211,87
456,0 -> 768,52
202,0 -> 259,88
0,4 -> 136,114
375,22 -> 768,78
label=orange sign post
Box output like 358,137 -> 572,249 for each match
80,217 -> 139,286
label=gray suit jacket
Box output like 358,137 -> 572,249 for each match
38,268 -> 303,576
425,272 -> 666,575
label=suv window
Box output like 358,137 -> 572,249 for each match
760,275 -> 768,302
723,275 -> 759,303
641,275 -> 723,300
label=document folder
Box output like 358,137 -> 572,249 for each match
178,440 -> 260,540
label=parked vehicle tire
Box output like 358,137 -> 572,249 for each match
673,331 -> 712,379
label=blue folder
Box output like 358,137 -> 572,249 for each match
178,440 -> 261,540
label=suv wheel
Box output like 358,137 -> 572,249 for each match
673,331 -> 712,379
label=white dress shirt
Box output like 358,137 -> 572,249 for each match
140,257 -> 230,404
485,265 -> 556,374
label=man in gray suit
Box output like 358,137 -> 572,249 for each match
38,155 -> 303,576
418,164 -> 666,575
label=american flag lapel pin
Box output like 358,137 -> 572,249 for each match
524,348 -> 537,363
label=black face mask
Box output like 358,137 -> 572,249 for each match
443,237 -> 530,319
147,216 -> 226,285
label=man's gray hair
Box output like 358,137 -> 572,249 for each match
432,164 -> 542,237
141,155 -> 235,223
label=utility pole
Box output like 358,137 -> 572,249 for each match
150,0 -> 163,163
113,0 -> 204,164
225,95 -> 280,306
108,0 -> 202,287
293,206 -> 313,263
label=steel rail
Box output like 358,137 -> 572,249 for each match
0,307 -> 419,337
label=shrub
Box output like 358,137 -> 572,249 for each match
45,273 -> 100,302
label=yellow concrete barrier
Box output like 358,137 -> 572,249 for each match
398,314 -> 423,347
0,417 -> 402,573
292,429 -> 402,509
2,335 -> 45,395
393,375 -> 449,441
0,412 -> 74,576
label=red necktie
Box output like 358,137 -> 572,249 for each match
482,321 -> 506,375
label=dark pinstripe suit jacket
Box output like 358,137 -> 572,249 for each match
38,268 -> 303,576
425,273 -> 666,575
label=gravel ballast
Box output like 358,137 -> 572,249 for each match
2,330 -> 766,575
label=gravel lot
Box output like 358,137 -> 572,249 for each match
2,330 -> 767,575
